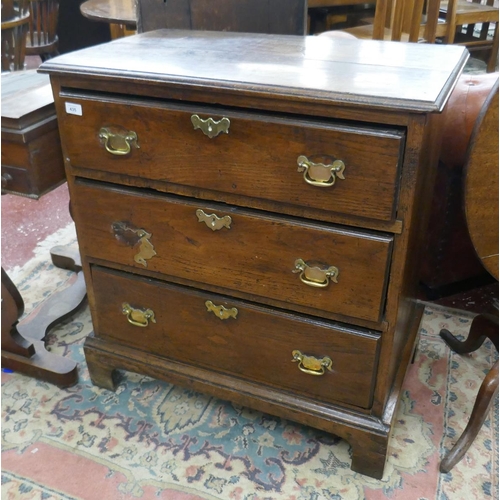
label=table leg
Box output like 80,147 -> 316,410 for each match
1,244 -> 86,387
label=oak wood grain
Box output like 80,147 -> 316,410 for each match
464,80 -> 499,279
40,29 -> 469,113
91,265 -> 380,409
58,94 -> 404,222
45,29 -> 467,479
71,180 -> 393,323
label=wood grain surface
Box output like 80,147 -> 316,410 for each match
58,94 -> 404,222
72,180 -> 392,323
40,30 -> 469,113
44,29 -> 467,479
464,80 -> 499,279
91,266 -> 380,409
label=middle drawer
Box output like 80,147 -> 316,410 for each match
72,180 -> 393,324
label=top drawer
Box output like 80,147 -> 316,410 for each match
58,94 -> 405,222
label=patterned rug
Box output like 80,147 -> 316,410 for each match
2,223 -> 498,500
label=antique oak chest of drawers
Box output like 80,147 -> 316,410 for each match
41,30 -> 467,478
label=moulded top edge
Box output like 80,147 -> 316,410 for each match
39,29 -> 469,114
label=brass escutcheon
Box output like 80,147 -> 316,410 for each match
293,259 -> 339,288
191,114 -> 230,138
297,155 -> 345,187
122,303 -> 156,327
205,300 -> 238,320
111,222 -> 157,267
292,350 -> 333,376
99,127 -> 139,155
196,209 -> 232,231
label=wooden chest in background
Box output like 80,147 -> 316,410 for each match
41,30 -> 467,479
1,70 -> 65,198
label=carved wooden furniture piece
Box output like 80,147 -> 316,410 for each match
1,70 -> 65,197
440,313 -> 498,472
41,30 -> 467,478
439,80 -> 499,473
1,253 -> 85,387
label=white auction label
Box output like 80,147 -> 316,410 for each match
65,102 -> 83,116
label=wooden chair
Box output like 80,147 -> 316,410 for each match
1,0 -> 30,71
25,0 -> 60,60
439,79 -> 499,473
136,0 -> 308,35
307,0 -> 377,34
440,0 -> 499,72
336,0 -> 446,43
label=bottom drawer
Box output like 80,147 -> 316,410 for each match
90,266 -> 380,409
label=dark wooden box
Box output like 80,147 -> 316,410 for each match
1,70 -> 65,199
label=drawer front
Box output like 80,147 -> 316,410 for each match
73,181 -> 393,323
59,96 -> 404,221
91,266 -> 380,409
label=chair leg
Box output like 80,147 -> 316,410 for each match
487,23 -> 499,73
440,360 -> 499,473
440,312 -> 499,354
444,0 -> 458,44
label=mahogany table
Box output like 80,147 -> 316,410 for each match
80,0 -> 136,38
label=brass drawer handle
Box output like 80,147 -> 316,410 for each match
293,259 -> 339,288
191,114 -> 230,138
205,300 -> 238,320
196,209 -> 232,231
292,350 -> 333,376
99,127 -> 140,155
297,155 -> 345,187
122,303 -> 156,327
111,222 -> 157,267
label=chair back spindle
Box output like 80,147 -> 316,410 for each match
1,0 -> 30,71
336,0 -> 444,43
25,0 -> 59,59
441,0 -> 498,72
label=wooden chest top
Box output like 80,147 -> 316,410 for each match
40,29 -> 468,113
1,70 -> 56,133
